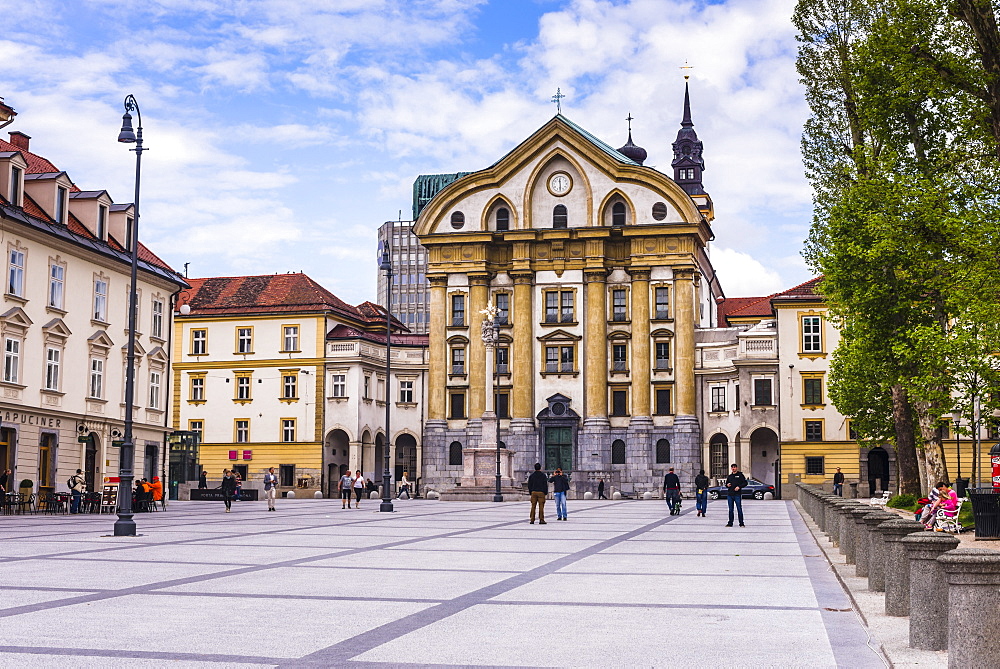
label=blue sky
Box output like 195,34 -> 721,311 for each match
0,0 -> 812,304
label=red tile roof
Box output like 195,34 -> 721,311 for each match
0,135 -> 177,275
327,323 -> 428,347
716,276 -> 824,325
178,273 -> 360,319
771,276 -> 824,300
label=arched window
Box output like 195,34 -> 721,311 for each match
709,434 -> 729,478
553,205 -> 568,229
655,439 -> 671,464
449,441 -> 463,466
496,207 -> 509,231
611,439 -> 626,465
450,211 -> 465,229
612,202 -> 626,226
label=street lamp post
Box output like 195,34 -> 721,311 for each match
378,241 -> 394,513
114,94 -> 144,536
491,314 -> 502,502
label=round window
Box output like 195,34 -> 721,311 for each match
450,211 -> 465,229
652,202 -> 668,221
552,402 -> 566,416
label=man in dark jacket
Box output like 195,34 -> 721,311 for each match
833,468 -> 845,496
695,469 -> 710,517
527,463 -> 548,524
725,463 -> 748,527
550,468 -> 570,521
663,467 -> 681,515
597,479 -> 606,499
221,469 -> 237,513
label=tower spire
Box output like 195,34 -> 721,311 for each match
617,112 -> 647,165
671,74 -> 705,196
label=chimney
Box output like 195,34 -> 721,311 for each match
9,131 -> 30,151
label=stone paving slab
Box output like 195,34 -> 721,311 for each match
0,499 -> 888,667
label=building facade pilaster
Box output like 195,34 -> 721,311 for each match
427,274 -> 448,420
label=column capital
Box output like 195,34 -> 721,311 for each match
468,273 -> 492,286
584,268 -> 608,283
428,274 -> 449,288
629,268 -> 651,282
673,266 -> 697,280
511,271 -> 534,286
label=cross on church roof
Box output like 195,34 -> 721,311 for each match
551,87 -> 565,114
626,113 -> 634,132
680,60 -> 694,81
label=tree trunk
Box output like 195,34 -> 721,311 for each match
915,399 -> 949,490
892,384 -> 920,495
916,445 -> 928,495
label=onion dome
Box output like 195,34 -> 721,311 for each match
617,131 -> 647,165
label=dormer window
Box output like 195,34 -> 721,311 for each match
553,204 -> 567,229
97,205 -> 108,240
9,166 -> 22,206
125,216 -> 134,250
55,186 -> 68,224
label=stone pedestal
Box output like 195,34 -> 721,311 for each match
880,519 -> 924,616
848,507 -> 877,576
829,499 -> 854,548
902,533 -> 959,650
864,511 -> 897,591
839,501 -> 864,563
460,447 -> 516,489
938,548 -> 1000,668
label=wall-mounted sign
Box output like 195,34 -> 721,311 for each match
243,450 -> 252,460
228,450 -> 238,460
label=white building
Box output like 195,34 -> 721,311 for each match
0,110 -> 186,497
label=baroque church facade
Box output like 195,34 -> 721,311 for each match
415,86 -> 723,495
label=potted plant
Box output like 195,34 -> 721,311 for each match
18,479 -> 32,494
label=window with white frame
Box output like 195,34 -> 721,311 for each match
3,337 -> 19,383
235,419 -> 249,443
655,342 -> 671,369
399,379 -> 414,403
190,374 -> 205,401
331,373 -> 346,398
364,375 -> 371,398
48,262 -> 65,309
55,186 -> 68,224
282,373 -> 297,399
282,419 -> 296,442
235,374 -> 251,401
710,386 -> 726,412
44,347 -> 60,391
654,287 -> 670,319
97,205 -> 108,239
93,278 -> 108,322
282,325 -> 299,352
8,248 -> 24,297
191,329 -> 207,355
149,371 -> 161,409
151,299 -> 164,339
9,166 -> 22,205
237,327 -> 252,354
89,358 -> 104,398
802,316 -> 823,353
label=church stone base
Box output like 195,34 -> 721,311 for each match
439,485 -> 526,501
461,447 -> 515,488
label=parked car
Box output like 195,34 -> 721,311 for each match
706,478 -> 775,500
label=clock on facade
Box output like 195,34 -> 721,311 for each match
547,172 -> 572,196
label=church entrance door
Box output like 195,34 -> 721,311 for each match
545,427 -> 573,472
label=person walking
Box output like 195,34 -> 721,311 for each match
0,468 -> 11,493
221,469 -> 237,513
663,467 -> 681,515
597,479 -> 606,499
832,468 -> 845,497
234,472 -> 243,501
353,469 -> 365,508
725,463 -> 748,527
198,470 -> 207,489
263,467 -> 278,511
551,468 -> 569,520
69,469 -> 85,514
527,463 -> 548,525
695,469 -> 710,517
339,470 -> 353,509
397,472 -> 411,499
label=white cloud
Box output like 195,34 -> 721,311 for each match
711,247 -> 787,297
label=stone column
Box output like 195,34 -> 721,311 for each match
467,273 -> 490,421
828,499 -> 853,548
673,267 -> 696,416
879,519 -> 924,616
938,548 -> 1000,667
864,511 -> 898,592
629,268 -> 651,419
839,501 -> 864,563
510,272 -> 534,421
427,275 -> 448,422
848,506 -> 876,573
583,268 -> 608,421
901,533 -> 959,651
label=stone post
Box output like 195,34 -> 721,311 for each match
839,501 -> 864,564
829,499 -> 854,548
901,533 -> 959,651
848,506 -> 876,575
864,511 -> 897,592
938,548 -> 1000,668
879,519 -> 924,616
848,481 -> 858,499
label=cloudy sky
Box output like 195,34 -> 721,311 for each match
0,0 -> 813,304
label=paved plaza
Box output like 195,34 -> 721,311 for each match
0,498 -> 887,667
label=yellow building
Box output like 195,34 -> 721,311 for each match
413,89 -> 724,495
